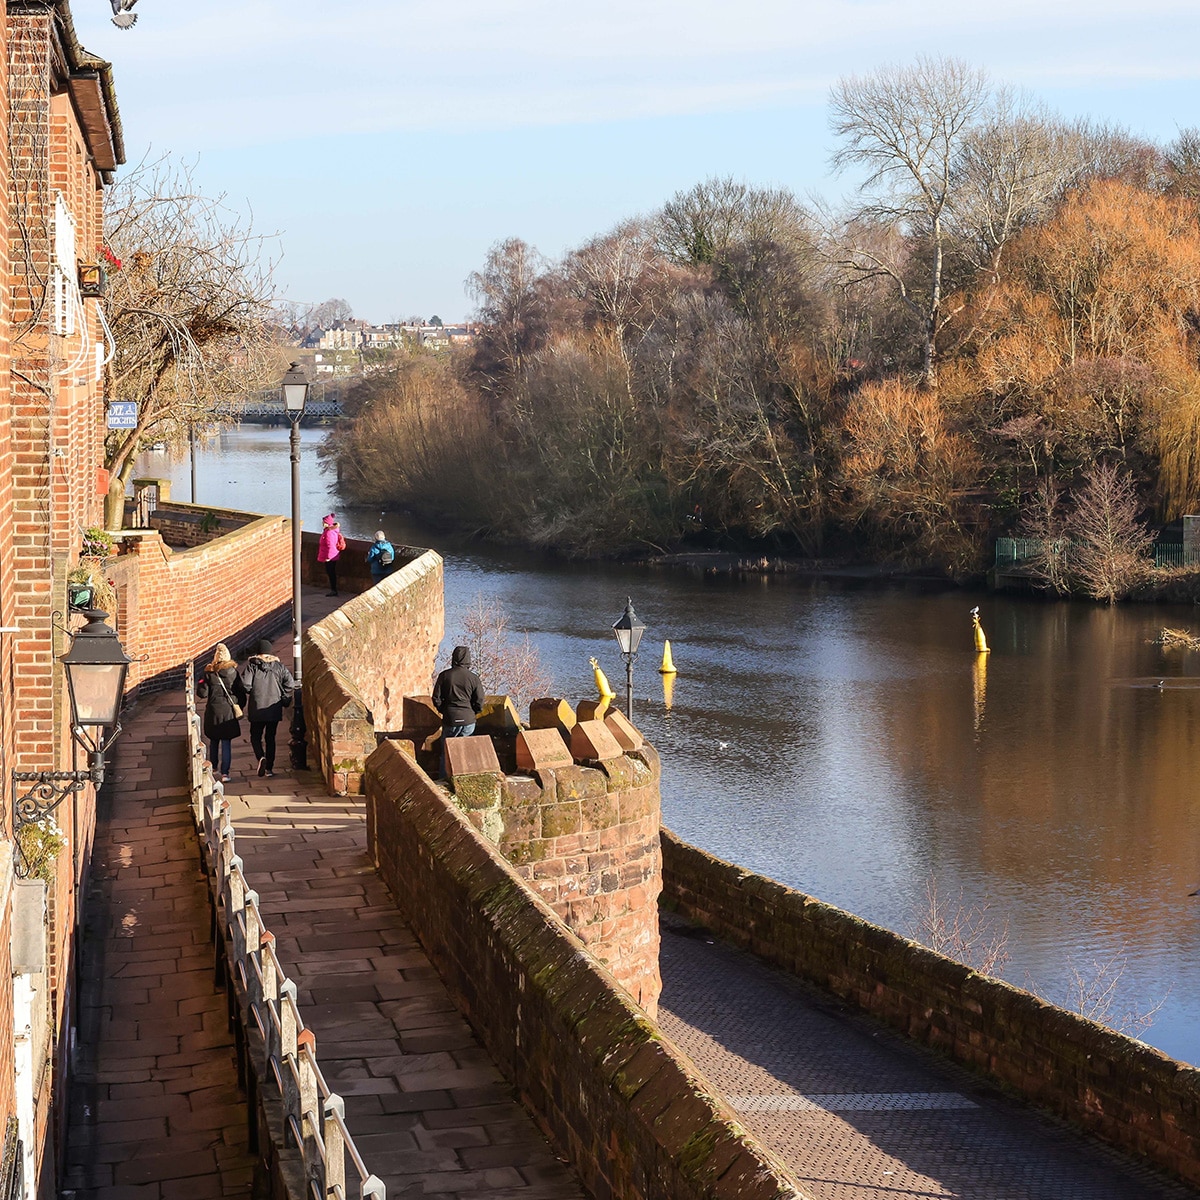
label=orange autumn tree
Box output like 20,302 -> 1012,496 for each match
841,377 -> 981,572
969,179 -> 1200,517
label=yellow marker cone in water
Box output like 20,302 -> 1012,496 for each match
971,606 -> 990,654
662,671 -> 675,710
589,656 -> 617,700
660,640 -> 677,675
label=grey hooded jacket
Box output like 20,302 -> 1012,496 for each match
238,654 -> 295,724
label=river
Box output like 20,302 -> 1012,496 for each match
139,425 -> 1200,1066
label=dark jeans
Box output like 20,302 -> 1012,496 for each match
325,561 -> 338,594
441,721 -> 475,776
250,720 -> 279,771
209,738 -> 231,776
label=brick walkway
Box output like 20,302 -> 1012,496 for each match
224,772 -> 584,1199
64,693 -> 257,1199
657,911 -> 1198,1200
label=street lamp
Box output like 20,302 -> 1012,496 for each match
11,609 -> 131,876
282,362 -> 309,769
612,598 -> 646,722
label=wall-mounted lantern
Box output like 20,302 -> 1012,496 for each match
78,263 -> 106,298
11,610 -> 131,875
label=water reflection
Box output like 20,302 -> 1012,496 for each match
140,427 -> 1200,1065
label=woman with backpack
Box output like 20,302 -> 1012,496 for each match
197,642 -> 246,783
366,530 -> 396,583
238,639 -> 295,778
318,513 -> 345,596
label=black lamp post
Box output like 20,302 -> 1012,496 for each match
282,361 -> 309,769
12,609 -> 131,876
612,598 -> 646,721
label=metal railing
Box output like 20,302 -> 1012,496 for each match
185,663 -> 384,1200
1152,543 -> 1200,570
996,536 -> 1200,573
994,537 -> 1052,567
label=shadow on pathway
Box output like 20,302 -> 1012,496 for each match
64,692 -> 257,1199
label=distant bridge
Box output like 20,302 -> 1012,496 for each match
217,390 -> 345,425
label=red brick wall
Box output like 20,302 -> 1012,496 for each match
4,9 -> 114,1191
662,830 -> 1200,1190
106,519 -> 292,692
365,743 -> 800,1200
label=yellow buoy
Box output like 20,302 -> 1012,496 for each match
660,640 -> 677,675
662,671 -> 675,711
971,606 -> 990,654
589,656 -> 616,700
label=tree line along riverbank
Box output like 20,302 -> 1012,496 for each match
322,58 -> 1200,604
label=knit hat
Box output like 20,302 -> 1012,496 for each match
322,513 -> 336,527
255,638 -> 274,655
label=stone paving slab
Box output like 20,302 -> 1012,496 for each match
63,693 -> 257,1200
657,911 -> 1199,1200
223,729 -> 584,1198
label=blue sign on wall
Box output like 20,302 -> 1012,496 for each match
107,401 -> 137,430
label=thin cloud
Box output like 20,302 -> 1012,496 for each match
73,0 -> 1200,151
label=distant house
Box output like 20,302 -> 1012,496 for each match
312,347 -> 361,375
317,321 -> 367,350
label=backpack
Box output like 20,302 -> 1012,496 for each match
379,543 -> 394,566
336,531 -> 346,552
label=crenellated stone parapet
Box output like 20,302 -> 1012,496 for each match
402,700 -> 664,1016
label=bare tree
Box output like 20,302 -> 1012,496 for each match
1026,944 -> 1170,1039
950,101 -> 1094,283
657,177 -> 810,268
1066,461 -> 1154,603
457,594 -> 553,712
829,56 -> 992,387
467,238 -> 550,390
102,156 -> 279,524
908,877 -> 1011,978
1018,475 -> 1071,595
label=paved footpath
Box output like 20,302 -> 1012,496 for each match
223,781 -> 584,1199
658,911 -> 1199,1200
222,608 -> 583,1200
64,692 -> 258,1199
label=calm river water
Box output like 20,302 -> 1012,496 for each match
140,426 -> 1200,1065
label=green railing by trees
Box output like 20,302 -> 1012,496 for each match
995,537 -> 1200,571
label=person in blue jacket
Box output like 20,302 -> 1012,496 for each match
366,530 -> 396,583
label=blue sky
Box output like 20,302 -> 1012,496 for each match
72,0 -> 1200,323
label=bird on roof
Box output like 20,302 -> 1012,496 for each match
110,0 -> 138,29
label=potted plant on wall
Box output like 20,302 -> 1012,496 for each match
81,525 -> 116,560
71,526 -> 119,613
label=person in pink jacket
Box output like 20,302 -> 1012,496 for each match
317,513 -> 343,595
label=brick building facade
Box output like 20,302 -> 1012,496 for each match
0,2 -> 122,1192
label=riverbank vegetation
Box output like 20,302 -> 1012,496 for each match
325,57 -> 1200,597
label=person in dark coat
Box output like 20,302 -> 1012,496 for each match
197,642 -> 245,782
431,645 -> 485,775
238,638 -> 295,778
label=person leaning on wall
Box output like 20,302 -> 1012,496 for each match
431,645 -> 484,777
